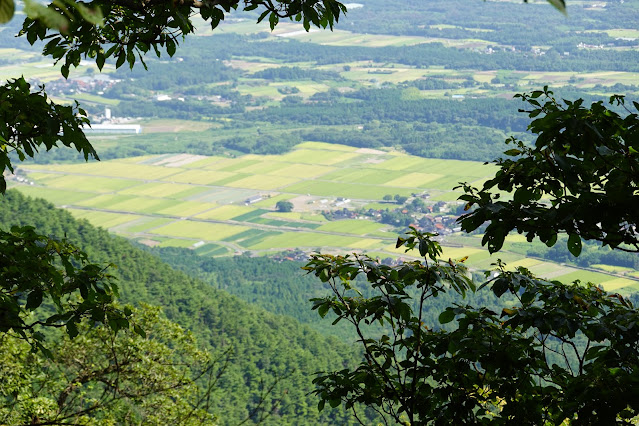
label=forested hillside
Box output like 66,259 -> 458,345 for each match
147,246 -> 511,340
0,190 -> 368,424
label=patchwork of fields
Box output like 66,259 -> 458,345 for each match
12,142 -> 639,292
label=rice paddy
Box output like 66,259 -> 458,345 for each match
10,142 -> 638,292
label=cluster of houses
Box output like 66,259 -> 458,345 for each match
272,249 -> 421,267
45,73 -> 120,96
272,249 -> 312,263
7,171 -> 34,186
322,205 -> 462,235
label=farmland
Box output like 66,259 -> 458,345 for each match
3,0 -> 639,295
11,141 -> 639,292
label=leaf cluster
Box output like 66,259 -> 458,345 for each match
15,0 -> 346,77
459,88 -> 639,255
0,77 -> 95,193
307,229 -> 639,424
0,305 -> 219,424
0,225 -> 135,355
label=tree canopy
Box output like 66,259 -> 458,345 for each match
306,92 -> 639,424
459,88 -> 639,255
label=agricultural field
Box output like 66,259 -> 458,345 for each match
10,141 -> 638,292
5,2 -> 639,293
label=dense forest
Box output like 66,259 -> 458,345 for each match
0,191 -> 368,424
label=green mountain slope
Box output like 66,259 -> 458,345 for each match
0,190 -> 366,424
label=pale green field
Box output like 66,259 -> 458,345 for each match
586,28 -> 639,38
195,205 -> 255,221
119,182 -> 204,199
155,201 -> 217,217
108,197 -> 182,214
0,48 -> 39,60
505,257 -> 543,268
152,221 -> 250,240
166,169 -> 237,185
139,119 -> 216,133
73,93 -> 120,106
27,172 -> 64,182
186,188 -> 256,204
591,264 -> 637,274
157,238 -> 200,248
283,180 -> 416,199
271,81 -> 330,97
343,68 -> 432,84
384,172 -> 444,187
551,269 -> 635,291
75,194 -> 138,209
598,278 -> 637,292
28,162 -> 181,180
43,175 -> 139,193
297,141 -> 359,151
236,83 -> 284,99
10,185 -> 97,205
272,22 -> 496,51
236,161 -> 287,175
347,238 -> 386,249
320,168 -> 407,185
251,193 -> 292,208
213,158 -> 263,172
316,219 -> 388,235
226,174 -> 301,190
267,163 -> 336,179
266,211 -> 328,222
371,156 -> 431,171
178,156 -> 228,169
67,209 -> 142,228
120,217 -> 175,233
273,149 -> 361,165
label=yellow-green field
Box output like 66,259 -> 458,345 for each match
10,141 -> 638,292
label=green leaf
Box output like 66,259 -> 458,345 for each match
66,320 -> 79,338
0,0 -> 14,24
269,12 -> 279,30
166,38 -> 176,57
503,149 -> 522,156
521,291 -> 535,305
23,0 -> 69,32
115,51 -> 126,68
133,324 -> 147,339
68,1 -> 104,26
492,277 -> 510,297
96,51 -> 105,70
328,398 -> 341,408
567,233 -> 582,257
585,345 -> 607,362
318,303 -> 329,318
26,288 -> 43,310
438,309 -> 456,324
